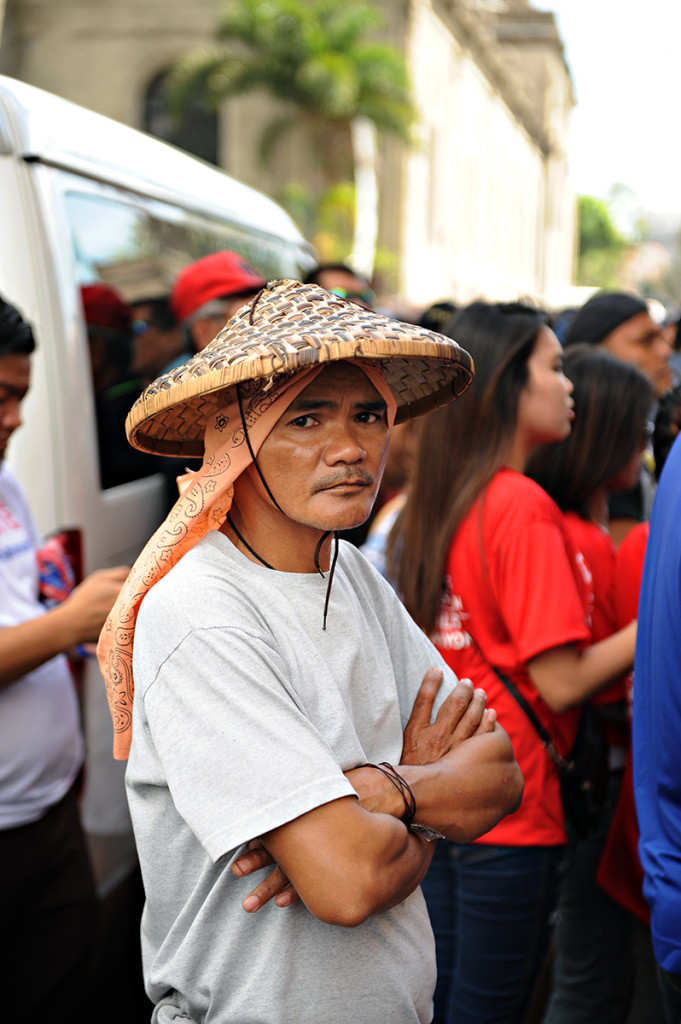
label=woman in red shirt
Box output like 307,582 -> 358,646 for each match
527,345 -> 654,1024
387,302 -> 638,1024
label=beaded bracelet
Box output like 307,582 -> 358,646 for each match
359,761 -> 417,826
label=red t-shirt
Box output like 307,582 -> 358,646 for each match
433,469 -> 592,846
597,521 -> 650,923
563,513 -> 628,749
615,522 -> 649,631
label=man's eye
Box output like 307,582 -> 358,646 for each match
291,415 -> 315,428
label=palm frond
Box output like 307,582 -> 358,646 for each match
170,0 -> 417,143
258,113 -> 298,165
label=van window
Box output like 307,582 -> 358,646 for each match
62,186 -> 302,490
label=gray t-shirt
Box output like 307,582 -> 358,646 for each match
128,531 -> 458,1024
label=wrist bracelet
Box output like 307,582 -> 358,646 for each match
358,761 -> 416,826
408,822 -> 446,842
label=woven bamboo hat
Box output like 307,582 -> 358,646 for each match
126,279 -> 473,457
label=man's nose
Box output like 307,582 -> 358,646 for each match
1,399 -> 22,432
324,424 -> 366,463
659,336 -> 673,361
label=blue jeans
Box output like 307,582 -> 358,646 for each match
542,769 -> 634,1024
421,841 -> 565,1024
658,967 -> 681,1024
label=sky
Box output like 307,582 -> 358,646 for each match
533,0 -> 680,226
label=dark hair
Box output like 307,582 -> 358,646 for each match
131,297 -> 177,329
0,296 -> 36,357
417,300 -> 457,333
562,291 -> 648,348
303,263 -> 370,287
389,299 -> 548,632
671,317 -> 681,353
526,345 -> 654,518
653,384 -> 681,479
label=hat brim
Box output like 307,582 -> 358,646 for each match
126,281 -> 474,457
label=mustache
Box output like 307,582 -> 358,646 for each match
314,469 -> 375,492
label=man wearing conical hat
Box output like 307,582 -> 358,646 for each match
97,280 -> 522,1024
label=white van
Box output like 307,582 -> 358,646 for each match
0,75 -> 314,898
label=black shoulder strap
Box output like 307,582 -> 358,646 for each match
493,668 -> 570,772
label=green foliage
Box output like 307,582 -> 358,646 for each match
275,179 -> 396,278
168,0 -> 414,278
577,195 -> 628,288
169,0 -> 416,155
661,223 -> 681,304
276,180 -> 355,257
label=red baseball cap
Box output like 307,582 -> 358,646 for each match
170,251 -> 267,323
81,283 -> 131,333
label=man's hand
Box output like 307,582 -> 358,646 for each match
231,668 -> 502,914
400,667 -> 495,765
232,840 -> 300,913
59,566 -> 129,644
0,565 -> 129,691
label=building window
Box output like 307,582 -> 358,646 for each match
143,69 -> 219,166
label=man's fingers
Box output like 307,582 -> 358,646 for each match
477,707 -> 497,733
242,865 -> 294,913
406,667 -> 444,728
434,681 -> 489,743
232,841 -> 273,878
435,677 -> 476,728
455,686 -> 488,736
274,884 -> 301,908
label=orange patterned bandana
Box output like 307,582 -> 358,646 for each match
97,362 -> 396,759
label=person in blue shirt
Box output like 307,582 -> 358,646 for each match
632,430 -> 681,1022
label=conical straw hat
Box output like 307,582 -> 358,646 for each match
126,279 -> 473,457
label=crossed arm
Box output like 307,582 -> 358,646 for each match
231,669 -> 523,927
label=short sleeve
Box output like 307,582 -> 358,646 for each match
347,546 -> 461,726
491,516 -> 591,664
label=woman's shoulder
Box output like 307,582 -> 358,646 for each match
484,468 -> 562,525
616,520 -> 649,567
564,511 -> 616,560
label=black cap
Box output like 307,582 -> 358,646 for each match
563,291 -> 648,348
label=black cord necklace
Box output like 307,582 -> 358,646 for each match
226,511 -> 276,570
226,511 -> 339,629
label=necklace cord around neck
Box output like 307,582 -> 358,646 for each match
322,532 -> 339,630
226,512 -> 338,629
225,511 -> 276,570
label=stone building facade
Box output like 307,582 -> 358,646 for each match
0,0 -> 576,306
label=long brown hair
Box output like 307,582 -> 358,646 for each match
526,344 -> 654,518
388,300 -> 548,633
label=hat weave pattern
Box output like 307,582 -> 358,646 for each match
127,280 -> 473,457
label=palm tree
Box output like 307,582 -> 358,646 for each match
169,0 -> 416,279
